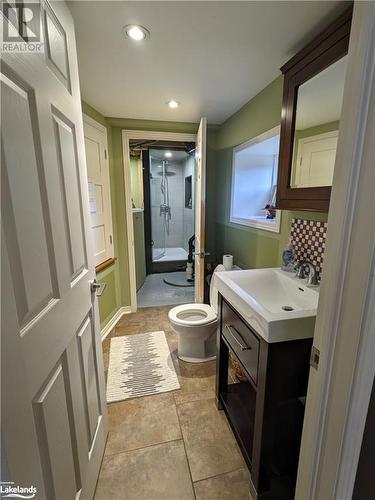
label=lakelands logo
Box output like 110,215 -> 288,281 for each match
1,2 -> 44,53
0,481 -> 37,499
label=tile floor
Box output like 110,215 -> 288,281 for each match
99,306 -> 252,500
137,273 -> 194,308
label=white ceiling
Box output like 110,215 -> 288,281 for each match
69,1 -> 349,124
296,55 -> 348,130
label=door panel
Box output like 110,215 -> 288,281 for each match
43,2 -> 70,89
1,72 -> 57,327
53,110 -> 87,278
1,2 -> 107,499
194,118 -> 207,303
77,315 -> 101,446
83,117 -> 113,267
33,364 -> 78,500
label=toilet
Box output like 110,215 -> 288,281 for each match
168,265 -> 225,363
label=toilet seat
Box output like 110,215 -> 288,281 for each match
168,303 -> 217,327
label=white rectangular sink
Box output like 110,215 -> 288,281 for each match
214,268 -> 319,343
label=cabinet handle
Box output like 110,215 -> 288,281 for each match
225,324 -> 252,351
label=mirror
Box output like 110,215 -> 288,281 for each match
291,56 -> 347,189
276,6 -> 352,212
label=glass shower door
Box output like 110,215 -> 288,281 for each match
150,154 -> 166,261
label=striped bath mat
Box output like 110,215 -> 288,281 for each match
106,331 -> 180,403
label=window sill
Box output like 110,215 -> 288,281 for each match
230,213 -> 281,233
95,257 -> 116,273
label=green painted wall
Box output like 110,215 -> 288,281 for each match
130,157 -> 142,208
295,120 -> 339,140
214,76 -> 328,270
106,117 -> 198,134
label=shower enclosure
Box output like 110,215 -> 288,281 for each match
144,147 -> 194,273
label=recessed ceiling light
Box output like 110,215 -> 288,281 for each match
165,152 -> 172,158
167,99 -> 179,109
123,24 -> 149,41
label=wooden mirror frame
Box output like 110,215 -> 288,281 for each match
276,6 -> 353,212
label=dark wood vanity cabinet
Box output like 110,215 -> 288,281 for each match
216,296 -> 312,499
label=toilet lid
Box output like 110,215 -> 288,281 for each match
168,303 -> 217,326
210,264 -> 226,314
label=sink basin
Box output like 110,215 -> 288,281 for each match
214,268 -> 319,343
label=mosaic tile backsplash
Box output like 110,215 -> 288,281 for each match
289,218 -> 328,281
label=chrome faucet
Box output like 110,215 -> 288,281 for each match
295,260 -> 319,286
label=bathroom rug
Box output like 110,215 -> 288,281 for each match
106,331 -> 180,403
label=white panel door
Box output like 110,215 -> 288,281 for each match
296,130 -> 339,187
83,116 -> 113,266
194,118 -> 207,303
1,2 -> 107,499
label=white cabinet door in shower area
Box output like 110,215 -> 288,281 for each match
1,1 -> 107,499
194,117 -> 207,303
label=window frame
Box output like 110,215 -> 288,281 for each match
230,125 -> 281,234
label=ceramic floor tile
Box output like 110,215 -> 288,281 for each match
114,306 -> 173,338
177,398 -> 243,482
173,355 -> 217,405
105,393 -> 181,455
194,468 -> 252,500
95,440 -> 195,500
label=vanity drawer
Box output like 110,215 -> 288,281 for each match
221,300 -> 260,385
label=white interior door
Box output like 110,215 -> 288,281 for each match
194,118 -> 207,303
295,130 -> 338,187
83,115 -> 114,267
1,1 -> 107,499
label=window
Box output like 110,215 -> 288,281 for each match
230,126 -> 281,233
83,114 -> 114,268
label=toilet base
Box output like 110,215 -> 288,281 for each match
169,318 -> 217,364
178,354 -> 216,364
175,322 -> 217,363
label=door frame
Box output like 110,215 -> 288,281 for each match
122,130 -> 196,312
295,2 -> 375,498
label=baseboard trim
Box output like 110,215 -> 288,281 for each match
101,306 -> 132,341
